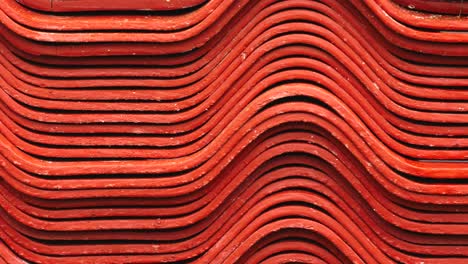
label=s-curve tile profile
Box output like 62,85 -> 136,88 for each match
0,0 -> 467,263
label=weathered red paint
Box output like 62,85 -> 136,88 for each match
16,0 -> 207,12
0,0 -> 467,263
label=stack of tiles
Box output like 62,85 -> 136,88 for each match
0,0 -> 467,263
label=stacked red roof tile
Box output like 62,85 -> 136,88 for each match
0,0 -> 467,263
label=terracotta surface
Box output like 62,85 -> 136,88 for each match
0,0 -> 467,263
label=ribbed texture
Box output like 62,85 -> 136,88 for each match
0,0 -> 467,263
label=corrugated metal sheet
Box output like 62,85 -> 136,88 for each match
0,0 -> 467,263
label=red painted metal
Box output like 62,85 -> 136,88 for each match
0,0 -> 467,263
16,0 -> 207,12
393,0 -> 468,15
